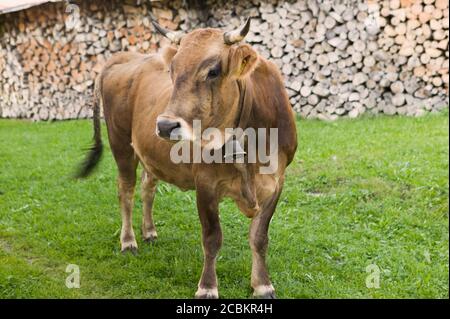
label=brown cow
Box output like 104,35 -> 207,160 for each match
76,18 -> 297,299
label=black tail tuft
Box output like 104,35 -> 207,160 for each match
74,141 -> 103,179
74,75 -> 104,179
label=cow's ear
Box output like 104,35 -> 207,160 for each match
228,44 -> 258,78
161,45 -> 177,66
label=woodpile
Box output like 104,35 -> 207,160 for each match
0,0 -> 448,121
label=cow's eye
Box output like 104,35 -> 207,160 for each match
207,66 -> 220,79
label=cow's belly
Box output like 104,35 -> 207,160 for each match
142,157 -> 195,191
132,134 -> 195,191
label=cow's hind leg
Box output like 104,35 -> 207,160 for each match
117,155 -> 139,253
141,170 -> 158,243
249,184 -> 283,299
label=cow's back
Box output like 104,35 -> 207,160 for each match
100,52 -> 171,138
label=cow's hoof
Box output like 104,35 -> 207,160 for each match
253,285 -> 276,299
121,241 -> 138,255
143,231 -> 158,244
121,246 -> 138,255
143,236 -> 157,244
195,287 -> 219,299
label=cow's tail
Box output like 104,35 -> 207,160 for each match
75,76 -> 104,178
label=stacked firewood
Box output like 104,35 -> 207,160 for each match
0,0 -> 448,121
0,1 -> 156,120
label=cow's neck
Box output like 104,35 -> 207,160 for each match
234,79 -> 253,131
227,79 -> 259,213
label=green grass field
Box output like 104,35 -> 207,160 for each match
0,113 -> 448,298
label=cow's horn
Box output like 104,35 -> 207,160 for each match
151,16 -> 183,44
223,18 -> 251,45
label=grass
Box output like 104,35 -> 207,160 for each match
0,112 -> 448,299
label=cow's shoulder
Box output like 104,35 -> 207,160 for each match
249,57 -> 298,165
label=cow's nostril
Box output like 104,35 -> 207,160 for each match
157,119 -> 181,139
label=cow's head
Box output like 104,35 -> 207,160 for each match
154,19 -> 258,148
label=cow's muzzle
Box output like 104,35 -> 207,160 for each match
156,118 -> 181,139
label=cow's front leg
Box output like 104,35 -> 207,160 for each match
249,186 -> 283,299
195,183 -> 222,299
